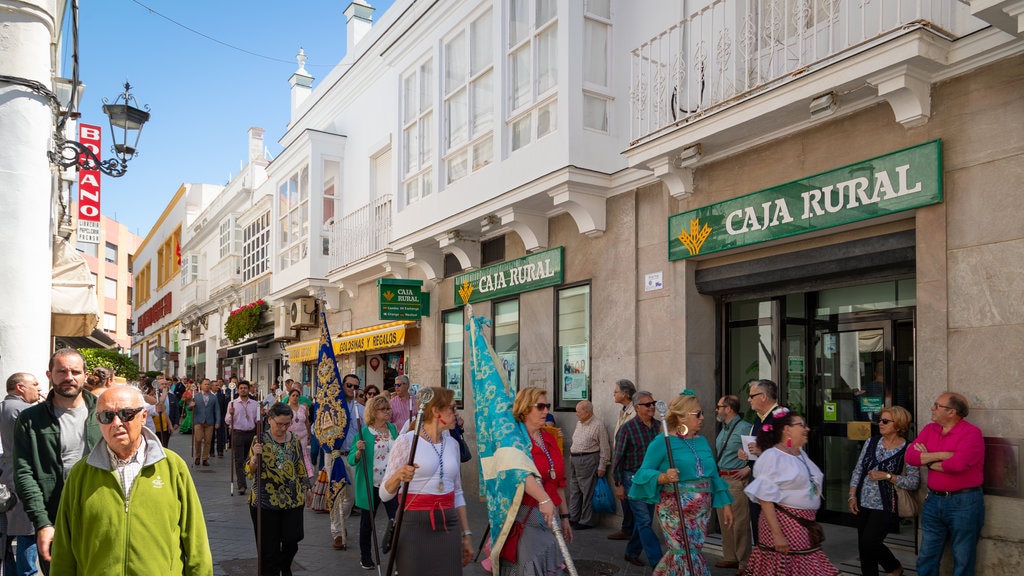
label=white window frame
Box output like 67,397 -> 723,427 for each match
278,166 -> 310,270
401,59 -> 434,207
243,211 -> 271,283
507,0 -> 558,152
583,1 -> 612,133
443,8 -> 494,185
179,254 -> 199,287
219,216 -> 242,259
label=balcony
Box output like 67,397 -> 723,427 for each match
209,255 -> 241,297
628,0 -> 978,147
179,279 -> 208,311
328,195 -> 393,271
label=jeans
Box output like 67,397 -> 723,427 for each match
917,489 -> 984,576
622,472 -> 662,566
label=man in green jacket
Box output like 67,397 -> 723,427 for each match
12,348 -> 101,575
51,385 -> 213,575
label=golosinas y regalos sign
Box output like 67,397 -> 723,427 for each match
668,140 -> 942,260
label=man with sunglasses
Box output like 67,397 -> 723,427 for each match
12,348 -> 101,575
327,373 -> 364,550
612,391 -> 662,567
906,393 -> 985,576
737,378 -> 779,543
50,385 -> 212,575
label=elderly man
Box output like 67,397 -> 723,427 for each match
388,374 -> 416,430
737,378 -> 779,542
1,373 -> 42,576
13,348 -> 101,575
612,390 -> 661,567
51,386 -> 212,575
714,394 -> 752,573
607,378 -> 637,541
568,400 -> 610,531
906,393 -> 985,576
189,379 -> 221,466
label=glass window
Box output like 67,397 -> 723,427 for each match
103,313 -> 117,332
402,60 -> 434,205
104,277 -> 117,298
244,212 -> 271,282
442,309 -> 464,402
494,299 -> 520,390
506,0 -> 558,152
104,242 -> 117,264
219,217 -> 241,258
556,284 -> 590,409
77,241 -> 98,258
278,167 -> 309,270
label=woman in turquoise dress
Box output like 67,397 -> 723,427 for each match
630,390 -> 734,576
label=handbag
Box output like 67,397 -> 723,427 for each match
895,463 -> 922,518
592,476 -> 616,514
775,505 -> 825,549
499,519 -> 525,563
452,421 -> 473,463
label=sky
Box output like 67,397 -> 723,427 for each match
73,0 -> 396,238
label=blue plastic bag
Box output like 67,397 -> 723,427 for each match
592,476 -> 615,514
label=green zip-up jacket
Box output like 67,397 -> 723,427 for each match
12,389 -> 101,531
348,422 -> 399,510
51,427 -> 213,575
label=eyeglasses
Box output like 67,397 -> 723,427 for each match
366,391 -> 379,397
533,403 -> 552,411
689,410 -> 704,418
715,404 -> 726,409
748,392 -> 764,400
636,401 -> 657,408
270,419 -> 291,428
878,418 -> 894,425
378,407 -> 392,412
789,421 -> 808,428
97,407 -> 146,425
932,402 -> 953,411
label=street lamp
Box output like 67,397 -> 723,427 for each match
49,81 -> 150,178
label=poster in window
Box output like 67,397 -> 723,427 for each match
444,358 -> 463,401
560,344 -> 589,401
498,352 -> 518,390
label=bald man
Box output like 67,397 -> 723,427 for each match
568,400 -> 610,530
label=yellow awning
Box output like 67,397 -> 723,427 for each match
285,321 -> 415,362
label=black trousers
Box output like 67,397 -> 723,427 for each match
358,487 -> 398,563
233,429 -> 257,490
250,505 -> 304,576
856,506 -> 901,576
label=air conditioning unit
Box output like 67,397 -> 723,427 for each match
289,297 -> 317,329
273,306 -> 295,341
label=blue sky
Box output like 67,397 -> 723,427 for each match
72,0 -> 395,237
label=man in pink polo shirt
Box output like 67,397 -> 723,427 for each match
906,392 -> 985,576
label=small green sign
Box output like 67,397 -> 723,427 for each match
668,140 -> 943,260
859,395 -> 884,414
824,402 -> 837,422
454,247 -> 564,305
378,278 -> 428,320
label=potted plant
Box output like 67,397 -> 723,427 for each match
224,299 -> 267,343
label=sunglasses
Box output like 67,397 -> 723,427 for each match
534,403 -> 552,411
366,391 -> 379,397
878,418 -> 894,425
97,407 -> 146,425
636,401 -> 657,408
345,383 -> 360,390
748,392 -> 764,400
689,410 -> 705,418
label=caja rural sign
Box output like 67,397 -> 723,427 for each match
455,247 -> 563,305
668,140 -> 942,260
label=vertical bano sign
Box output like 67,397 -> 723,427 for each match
668,140 -> 942,260
455,247 -> 563,305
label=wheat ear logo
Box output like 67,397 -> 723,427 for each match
382,290 -> 395,301
458,280 -> 474,305
678,218 -> 712,256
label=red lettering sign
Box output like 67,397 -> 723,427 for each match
77,123 -> 102,223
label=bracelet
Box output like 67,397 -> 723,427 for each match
848,496 -> 856,501
559,513 -> 570,519
462,530 -> 472,537
538,498 -> 551,506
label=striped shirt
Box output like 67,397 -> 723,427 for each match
107,437 -> 146,500
571,415 -> 611,469
612,416 -> 660,486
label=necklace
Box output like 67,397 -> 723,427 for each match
532,431 -> 557,480
421,429 -> 446,492
267,432 -> 288,469
675,432 -> 704,477
779,445 -> 820,498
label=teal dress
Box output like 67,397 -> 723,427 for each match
630,435 -> 733,576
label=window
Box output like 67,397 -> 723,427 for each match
77,241 -> 98,258
508,0 -> 558,151
180,254 -> 199,286
401,60 -> 434,205
443,253 -> 462,278
442,309 -> 465,402
481,236 -> 505,267
103,313 -> 117,333
278,166 -> 309,270
323,159 -> 339,226
583,0 -> 611,132
243,211 -> 271,282
104,277 -> 117,298
219,217 -> 242,259
156,228 -> 181,288
443,9 -> 494,184
494,299 -> 520,389
133,263 -> 150,305
556,283 -> 590,409
104,242 -> 118,264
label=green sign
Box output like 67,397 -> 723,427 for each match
859,395 -> 884,414
455,247 -> 564,305
668,140 -> 943,260
378,278 -> 429,320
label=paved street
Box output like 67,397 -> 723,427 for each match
179,431 -> 890,575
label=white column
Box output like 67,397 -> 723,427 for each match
0,1 -> 59,383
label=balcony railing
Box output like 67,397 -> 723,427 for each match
629,0 -> 974,146
209,255 -> 241,296
328,194 -> 393,270
179,279 -> 208,309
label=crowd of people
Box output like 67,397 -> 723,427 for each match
0,349 -> 989,576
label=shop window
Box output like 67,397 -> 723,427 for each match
442,309 -> 464,402
555,283 -> 590,409
493,299 -> 519,390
